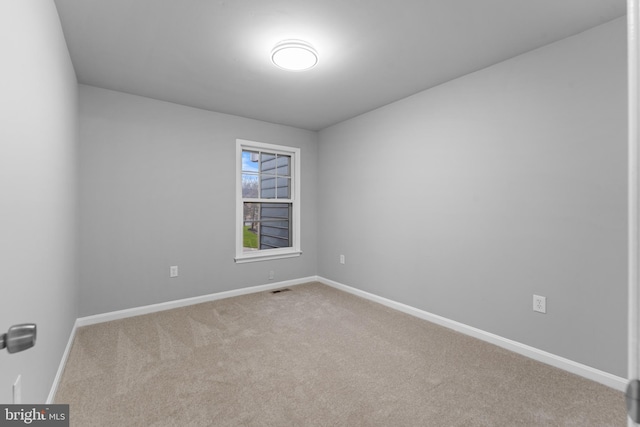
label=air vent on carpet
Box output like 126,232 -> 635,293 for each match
271,288 -> 291,294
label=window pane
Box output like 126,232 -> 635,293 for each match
276,155 -> 290,176
242,174 -> 259,198
261,176 -> 276,198
276,177 -> 290,198
242,203 -> 260,252
242,151 -> 259,172
261,153 -> 277,174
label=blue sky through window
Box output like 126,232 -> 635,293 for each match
242,150 -> 259,172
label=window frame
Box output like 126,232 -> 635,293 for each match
235,139 -> 301,263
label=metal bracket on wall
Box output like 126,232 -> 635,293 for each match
0,324 -> 37,354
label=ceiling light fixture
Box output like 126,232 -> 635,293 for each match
271,40 -> 318,71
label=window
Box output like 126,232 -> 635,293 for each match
235,139 -> 301,263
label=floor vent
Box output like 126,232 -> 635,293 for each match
271,288 -> 291,294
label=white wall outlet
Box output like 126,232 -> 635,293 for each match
13,375 -> 21,404
340,254 -> 345,265
268,270 -> 275,280
170,266 -> 178,278
533,295 -> 546,313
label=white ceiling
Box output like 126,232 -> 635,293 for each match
54,0 -> 626,131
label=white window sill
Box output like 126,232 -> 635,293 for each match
235,250 -> 302,264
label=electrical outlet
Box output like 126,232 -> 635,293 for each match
13,375 -> 21,404
170,266 -> 178,278
340,254 -> 345,264
533,295 -> 546,313
268,270 -> 275,280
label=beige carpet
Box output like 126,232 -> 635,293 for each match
55,282 -> 626,426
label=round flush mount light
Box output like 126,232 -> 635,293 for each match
271,40 -> 318,71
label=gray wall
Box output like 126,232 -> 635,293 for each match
318,18 -> 627,377
0,1 -> 79,402
78,85 -> 318,316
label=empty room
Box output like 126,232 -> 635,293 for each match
1,0 -> 638,425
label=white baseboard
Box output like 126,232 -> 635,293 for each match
50,275 -> 626,397
76,276 -> 318,327
47,319 -> 79,404
47,276 -> 318,401
317,276 -> 627,392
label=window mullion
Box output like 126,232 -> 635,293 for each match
257,150 -> 262,199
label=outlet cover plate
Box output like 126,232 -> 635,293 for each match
533,295 -> 546,313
